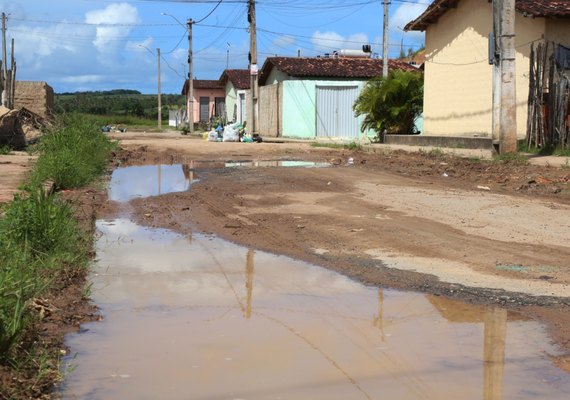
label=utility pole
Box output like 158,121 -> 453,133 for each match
498,0 -> 517,154
1,12 -> 8,108
157,47 -> 161,130
248,0 -> 258,134
382,0 -> 389,78
491,0 -> 501,144
187,18 -> 194,134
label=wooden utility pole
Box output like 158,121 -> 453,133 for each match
498,0 -> 517,154
382,0 -> 389,78
157,47 -> 162,130
187,18 -> 194,134
248,0 -> 258,134
1,12 -> 8,108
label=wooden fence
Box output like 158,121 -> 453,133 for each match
526,42 -> 570,149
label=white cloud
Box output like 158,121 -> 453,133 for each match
85,3 -> 140,55
311,31 -> 370,53
389,1 -> 430,42
61,74 -> 104,84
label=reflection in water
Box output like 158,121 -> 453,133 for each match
62,220 -> 570,400
108,164 -> 198,202
245,249 -> 254,319
372,288 -> 385,342
484,308 -> 507,400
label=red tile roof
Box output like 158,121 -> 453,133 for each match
405,0 -> 570,31
219,69 -> 251,89
181,79 -> 224,95
259,57 -> 419,85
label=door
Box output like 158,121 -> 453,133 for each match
199,97 -> 209,122
316,86 -> 359,139
238,93 -> 246,124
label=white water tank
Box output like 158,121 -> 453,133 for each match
337,49 -> 371,58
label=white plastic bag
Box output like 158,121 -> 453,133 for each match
222,125 -> 239,142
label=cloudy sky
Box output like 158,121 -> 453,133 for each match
1,0 -> 429,94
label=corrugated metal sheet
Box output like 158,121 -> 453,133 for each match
316,86 -> 359,138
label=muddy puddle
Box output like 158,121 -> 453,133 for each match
62,219 -> 570,399
109,161 -> 330,201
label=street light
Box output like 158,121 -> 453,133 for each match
162,12 -> 193,134
139,44 -> 162,130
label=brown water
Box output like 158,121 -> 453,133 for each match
108,162 -> 330,202
62,219 -> 570,399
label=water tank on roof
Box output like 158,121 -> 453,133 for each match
337,49 -> 371,58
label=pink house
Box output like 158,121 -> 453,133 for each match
181,79 -> 225,126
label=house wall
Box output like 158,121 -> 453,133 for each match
281,79 -> 369,139
265,69 -> 289,86
423,0 -> 545,138
258,83 -> 282,137
192,87 -> 225,123
545,19 -> 570,46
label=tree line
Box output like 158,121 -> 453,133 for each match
55,90 -> 186,120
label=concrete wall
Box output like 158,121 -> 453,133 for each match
423,0 -> 546,138
14,81 -> 54,118
545,19 -> 570,47
281,79 -> 370,139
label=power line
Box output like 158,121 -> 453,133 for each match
195,0 -> 224,24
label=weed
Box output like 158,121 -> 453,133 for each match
494,152 -> 529,164
311,141 -> 362,150
0,145 -> 11,155
30,114 -> 116,190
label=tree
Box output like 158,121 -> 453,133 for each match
354,70 -> 423,139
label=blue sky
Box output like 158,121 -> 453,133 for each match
2,0 -> 429,94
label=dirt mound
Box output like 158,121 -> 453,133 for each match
0,107 -> 48,150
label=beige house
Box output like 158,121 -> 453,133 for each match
405,0 -> 570,139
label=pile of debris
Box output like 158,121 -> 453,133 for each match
0,106 -> 48,150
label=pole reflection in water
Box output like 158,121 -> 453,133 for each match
484,308 -> 507,400
372,288 -> 385,341
245,249 -> 254,319
62,220 -> 570,400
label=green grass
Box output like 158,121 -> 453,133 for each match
493,152 -> 529,164
0,145 -> 11,155
30,114 -> 117,190
0,114 -> 111,379
73,112 -> 164,129
0,189 -> 87,358
311,141 -> 362,150
518,142 -> 570,157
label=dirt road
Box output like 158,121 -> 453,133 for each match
104,136 -> 570,369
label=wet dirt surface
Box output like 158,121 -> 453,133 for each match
61,138 -> 570,397
64,219 -> 570,399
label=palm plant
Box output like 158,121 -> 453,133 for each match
354,70 -> 423,139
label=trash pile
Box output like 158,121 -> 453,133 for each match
100,125 -> 127,133
0,106 -> 48,150
206,122 -> 262,143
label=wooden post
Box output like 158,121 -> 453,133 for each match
499,0 -> 517,154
